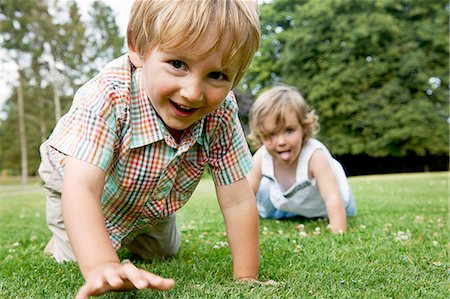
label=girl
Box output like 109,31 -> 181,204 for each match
247,85 -> 356,234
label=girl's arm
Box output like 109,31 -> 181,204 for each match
215,177 -> 259,279
61,157 -> 174,299
309,150 -> 347,233
246,148 -> 263,194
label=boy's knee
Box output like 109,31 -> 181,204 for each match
126,234 -> 180,260
125,216 -> 181,259
155,239 -> 180,258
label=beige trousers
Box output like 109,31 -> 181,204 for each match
38,141 -> 181,263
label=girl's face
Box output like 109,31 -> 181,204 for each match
261,109 -> 304,165
129,32 -> 240,135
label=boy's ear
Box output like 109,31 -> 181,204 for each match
129,50 -> 144,68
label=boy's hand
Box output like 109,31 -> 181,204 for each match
75,261 -> 174,299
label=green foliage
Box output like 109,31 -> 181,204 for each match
0,0 -> 125,175
0,173 -> 448,298
242,0 -> 449,157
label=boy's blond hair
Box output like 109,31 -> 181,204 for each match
127,0 -> 260,87
247,85 -> 320,149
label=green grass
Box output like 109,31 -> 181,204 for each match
0,172 -> 448,298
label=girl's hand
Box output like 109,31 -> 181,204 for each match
75,261 -> 174,299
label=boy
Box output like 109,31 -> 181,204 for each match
38,0 -> 261,297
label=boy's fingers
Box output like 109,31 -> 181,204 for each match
141,270 -> 175,290
76,282 -> 103,299
120,263 -> 150,289
237,278 -> 278,286
120,263 -> 174,291
260,279 -> 278,286
75,263 -> 174,298
103,267 -> 125,288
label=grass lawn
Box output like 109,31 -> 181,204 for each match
0,172 -> 448,298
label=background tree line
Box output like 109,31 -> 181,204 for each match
0,0 -> 448,182
239,0 -> 449,174
0,0 -> 124,183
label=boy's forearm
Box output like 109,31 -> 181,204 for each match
219,193 -> 259,278
62,190 -> 120,277
61,157 -> 119,278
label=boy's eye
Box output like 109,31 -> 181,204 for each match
208,71 -> 228,81
170,60 -> 185,69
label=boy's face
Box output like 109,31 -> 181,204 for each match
261,110 -> 304,166
130,37 -> 239,133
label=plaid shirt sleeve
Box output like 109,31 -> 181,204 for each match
48,76 -> 126,171
207,92 -> 253,186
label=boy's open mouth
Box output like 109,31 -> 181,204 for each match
170,100 -> 198,116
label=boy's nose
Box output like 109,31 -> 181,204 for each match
180,76 -> 204,104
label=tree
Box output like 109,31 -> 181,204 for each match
0,0 -> 125,176
242,0 -> 449,158
0,0 -> 50,182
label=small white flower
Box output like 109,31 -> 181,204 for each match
414,216 -> 425,223
384,223 -> 392,233
313,227 -> 321,236
394,230 -> 411,244
213,241 -> 228,249
299,231 -> 309,238
294,245 -> 302,253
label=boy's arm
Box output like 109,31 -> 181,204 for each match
246,148 -> 263,194
309,150 -> 347,233
61,157 -> 174,298
215,177 -> 259,279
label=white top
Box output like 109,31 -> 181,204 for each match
258,138 -> 351,218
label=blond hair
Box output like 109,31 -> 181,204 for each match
127,0 -> 260,87
247,85 -> 320,149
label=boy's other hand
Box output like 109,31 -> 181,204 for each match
236,277 -> 278,286
75,261 -> 174,299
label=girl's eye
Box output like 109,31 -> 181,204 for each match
208,71 -> 228,81
286,128 -> 295,134
170,60 -> 185,69
262,133 -> 274,140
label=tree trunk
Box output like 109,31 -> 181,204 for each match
52,81 -> 62,122
33,59 -> 47,143
17,71 -> 28,185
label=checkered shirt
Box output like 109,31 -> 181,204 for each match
46,54 -> 252,248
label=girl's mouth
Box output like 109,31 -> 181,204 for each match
278,150 -> 291,161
